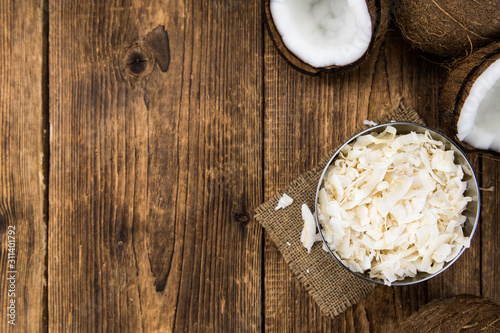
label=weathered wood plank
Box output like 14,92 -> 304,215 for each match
263,25 -> 384,332
0,0 -> 46,331
263,27 -> 483,332
48,1 -> 262,331
481,156 -> 500,302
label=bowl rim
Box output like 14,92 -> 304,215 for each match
314,122 -> 481,286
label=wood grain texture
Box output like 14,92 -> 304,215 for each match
263,27 -> 489,332
0,0 -> 46,331
481,157 -> 500,301
48,0 -> 262,331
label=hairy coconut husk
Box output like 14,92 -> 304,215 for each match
264,0 -> 390,76
439,41 -> 500,154
396,295 -> 500,332
391,0 -> 500,58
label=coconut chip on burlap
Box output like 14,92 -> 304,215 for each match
255,101 -> 426,318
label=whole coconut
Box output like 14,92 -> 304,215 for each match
396,295 -> 500,332
391,0 -> 500,58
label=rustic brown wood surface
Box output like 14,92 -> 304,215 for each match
0,0 -> 47,331
0,0 -> 499,332
47,0 -> 262,332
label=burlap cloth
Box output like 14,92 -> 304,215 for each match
255,101 -> 426,318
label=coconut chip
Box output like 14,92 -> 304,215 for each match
363,120 -> 378,126
275,193 -> 294,210
300,204 -> 322,253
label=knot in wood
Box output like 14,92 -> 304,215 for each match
122,43 -> 154,78
233,211 -> 250,226
127,51 -> 148,74
0,213 -> 5,234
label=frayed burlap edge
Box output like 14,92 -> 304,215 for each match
255,99 -> 426,318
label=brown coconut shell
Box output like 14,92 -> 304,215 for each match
439,41 -> 500,154
396,295 -> 500,332
264,0 -> 390,76
391,0 -> 500,58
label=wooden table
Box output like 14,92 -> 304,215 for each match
1,1 -> 499,332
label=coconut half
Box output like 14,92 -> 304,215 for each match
264,0 -> 389,75
440,42 -> 500,153
392,0 -> 500,58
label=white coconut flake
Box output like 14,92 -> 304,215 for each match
301,204 -> 321,253
270,0 -> 372,67
316,126 -> 472,285
286,242 -> 291,246
457,58 -> 500,152
275,193 -> 294,210
363,120 -> 378,126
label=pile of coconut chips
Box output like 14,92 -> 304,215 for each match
303,126 -> 472,285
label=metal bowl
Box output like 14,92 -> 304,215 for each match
315,122 -> 480,286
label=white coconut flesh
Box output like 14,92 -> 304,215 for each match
457,59 -> 500,152
270,0 -> 372,68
